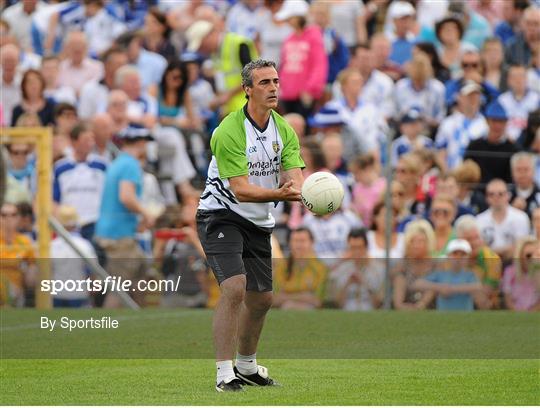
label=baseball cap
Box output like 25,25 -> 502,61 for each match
275,0 -> 309,22
389,1 -> 416,19
484,100 -> 508,121
307,106 -> 344,128
446,239 -> 472,255
401,108 -> 422,124
185,20 -> 214,52
460,80 -> 481,96
118,123 -> 154,141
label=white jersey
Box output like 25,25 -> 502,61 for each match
497,90 -> 540,141
476,206 -> 531,252
198,107 -> 304,228
394,78 -> 446,123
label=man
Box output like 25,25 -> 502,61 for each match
1,0 -> 45,52
370,33 -> 403,81
387,1 -> 416,67
495,0 -> 530,46
504,6 -> 540,65
0,44 -> 21,126
509,152 -> 540,219
497,65 -> 540,141
464,101 -> 519,185
436,80 -> 488,171
53,122 -> 107,241
41,56 -> 76,104
476,179 -> 530,263
391,108 -> 433,167
94,124 -> 155,308
186,19 -> 258,115
91,113 -> 118,164
196,59 -> 304,391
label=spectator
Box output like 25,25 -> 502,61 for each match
395,154 -> 423,217
445,48 -> 500,110
182,52 -> 216,127
509,152 -> 540,219
494,0 -> 530,46
11,69 -> 55,127
429,193 -> 458,256
53,122 -> 107,241
273,227 -> 328,309
504,6 -> 540,65
53,103 -> 79,161
502,236 -> 540,311
115,30 -> 167,93
91,113 -> 118,164
464,100 -> 519,185
57,31 -> 104,96
453,160 -> 487,215
253,0 -> 292,66
387,1 -> 416,67
141,8 -> 176,61
436,80 -> 488,171
275,0 -> 327,118
40,56 -> 76,105
481,37 -> 508,91
455,214 -> 502,309
448,0 -> 492,50
225,0 -> 262,41
394,53 -> 446,131
107,0 -> 156,31
320,133 -> 349,181
497,64 -> 540,141
329,228 -> 384,311
414,42 -> 451,83
349,153 -> 386,228
476,179 -> 531,263
411,239 -> 481,311
533,207 -> 540,238
436,173 -> 475,219
16,201 -> 35,241
435,14 -> 474,78
370,32 -> 404,81
51,205 -> 96,308
470,0 -> 504,26
0,44 -> 21,126
78,47 -> 128,120
391,108 -> 433,167
527,44 -> 540,94
94,124 -> 155,308
327,0 -> 367,47
106,89 -> 130,135
393,219 -> 437,310
1,0 -> 45,52
0,202 -> 37,307
367,201 -> 405,259
283,113 -> 306,140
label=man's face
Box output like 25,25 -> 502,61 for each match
342,73 -> 363,99
289,230 -> 313,258
487,118 -> 507,140
122,73 -> 141,100
523,10 -> 540,43
41,59 -> 59,84
56,109 -> 78,134
508,66 -> 527,95
486,181 -> 509,210
461,53 -> 482,78
350,48 -> 372,75
348,237 -> 367,258
245,66 -> 279,109
458,91 -> 481,112
460,228 -> 483,257
512,158 -> 534,188
0,203 -> 20,234
73,130 -> 95,158
394,15 -> 412,36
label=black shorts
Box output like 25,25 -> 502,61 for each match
196,209 -> 273,292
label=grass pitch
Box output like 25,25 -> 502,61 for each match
1,309 -> 539,405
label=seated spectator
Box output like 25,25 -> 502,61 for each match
349,153 -> 386,228
502,236 -> 540,311
41,56 -> 76,105
430,194 -> 458,256
394,53 -> 446,132
481,37 -> 508,91
435,13 -> 474,78
0,44 -> 21,126
476,179 -> 531,263
445,48 -> 500,111
392,219 -> 437,310
107,89 -> 130,134
53,123 -> 107,241
494,0 -> 529,46
0,202 -> 37,307
391,108 -> 433,167
57,31 -> 104,96
395,153 -> 424,218
11,69 -> 55,126
328,228 -> 384,311
276,0 -> 327,118
141,9 -> 177,61
387,1 -> 416,67
497,64 -> 540,142
51,205 -> 96,308
320,132 -> 349,179
504,6 -> 540,66
414,42 -> 451,84
411,239 -> 482,311
464,100 -> 519,185
273,227 -> 328,310
53,103 -> 79,161
447,0 -> 491,50
455,214 -> 502,309
78,47 -> 128,120
453,159 -> 487,215
367,201 -> 405,259
411,149 -> 443,204
182,52 -> 217,128
436,173 -> 475,220
509,152 -> 540,219
370,32 -> 403,81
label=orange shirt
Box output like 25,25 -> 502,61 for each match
0,233 -> 36,289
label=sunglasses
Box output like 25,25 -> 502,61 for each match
10,150 -> 29,156
462,62 -> 479,69
487,191 -> 507,197
432,208 -> 450,217
0,212 -> 18,218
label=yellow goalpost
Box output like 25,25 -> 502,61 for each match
1,127 -> 53,309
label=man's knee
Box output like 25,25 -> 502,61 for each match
246,291 -> 273,315
219,275 -> 246,306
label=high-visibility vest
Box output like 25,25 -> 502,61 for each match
218,33 -> 258,114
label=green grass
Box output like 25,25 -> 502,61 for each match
1,309 -> 539,405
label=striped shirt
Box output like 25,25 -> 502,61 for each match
497,90 -> 540,141
394,78 -> 446,124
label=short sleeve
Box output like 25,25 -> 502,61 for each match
118,157 -> 142,184
210,125 -> 248,179
425,271 -> 442,283
279,120 -> 305,171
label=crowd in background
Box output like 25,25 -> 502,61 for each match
1,0 -> 540,311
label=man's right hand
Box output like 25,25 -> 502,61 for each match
276,180 -> 302,202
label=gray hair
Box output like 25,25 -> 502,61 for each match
115,65 -> 140,88
455,214 -> 480,237
511,152 -> 535,169
241,59 -> 277,88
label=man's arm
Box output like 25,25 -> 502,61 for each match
119,181 -> 155,228
281,167 -> 304,188
228,175 -> 301,203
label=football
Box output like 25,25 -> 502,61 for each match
301,171 -> 344,216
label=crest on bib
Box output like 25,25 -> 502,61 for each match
272,141 -> 280,154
